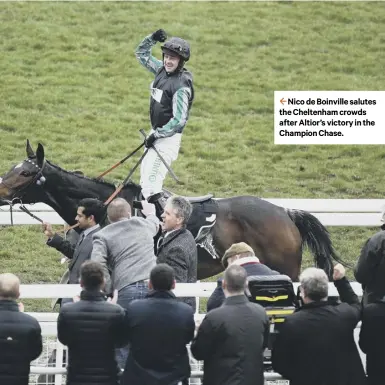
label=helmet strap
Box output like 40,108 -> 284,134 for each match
176,59 -> 185,72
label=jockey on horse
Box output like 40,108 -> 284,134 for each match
135,29 -> 194,215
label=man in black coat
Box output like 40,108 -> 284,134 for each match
0,273 -> 42,385
191,264 -> 269,385
57,261 -> 127,385
359,295 -> 385,385
272,264 -> 366,385
354,227 -> 385,304
121,264 -> 195,385
43,198 -> 105,304
156,196 -> 197,311
207,242 -> 279,311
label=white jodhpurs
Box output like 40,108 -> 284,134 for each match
140,130 -> 182,199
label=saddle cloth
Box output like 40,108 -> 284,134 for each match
187,199 -> 218,241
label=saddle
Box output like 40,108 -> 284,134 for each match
133,191 -> 214,208
133,190 -> 219,258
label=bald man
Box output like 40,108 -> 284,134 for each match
91,197 -> 160,368
0,273 -> 42,385
91,197 -> 159,294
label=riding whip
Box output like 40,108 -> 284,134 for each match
96,142 -> 145,179
139,129 -> 182,184
104,148 -> 149,205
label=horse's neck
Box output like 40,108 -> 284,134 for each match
41,162 -> 139,225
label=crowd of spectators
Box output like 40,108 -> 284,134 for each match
1,198 -> 385,385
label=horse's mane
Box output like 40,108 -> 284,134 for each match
46,160 -> 141,190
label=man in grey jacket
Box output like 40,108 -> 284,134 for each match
91,197 -> 159,295
91,197 -> 160,369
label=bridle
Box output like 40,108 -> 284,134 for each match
1,158 -> 47,201
0,158 -> 47,225
0,158 -> 73,234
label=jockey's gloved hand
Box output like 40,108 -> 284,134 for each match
144,133 -> 157,148
152,29 -> 167,43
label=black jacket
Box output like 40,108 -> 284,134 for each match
150,67 -> 194,132
0,300 -> 42,385
207,260 -> 279,312
57,290 -> 127,385
47,226 -> 100,284
354,229 -> 385,304
359,297 -> 385,385
191,295 -> 269,385
272,278 -> 366,385
121,290 -> 195,385
157,228 -> 197,310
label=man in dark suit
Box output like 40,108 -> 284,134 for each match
156,195 -> 197,311
121,264 -> 195,385
42,198 -> 105,304
0,273 -> 43,385
359,295 -> 385,385
272,264 -> 366,385
191,264 -> 269,385
354,227 -> 385,305
57,261 -> 127,385
207,242 -> 279,311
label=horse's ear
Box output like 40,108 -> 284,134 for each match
36,143 -> 45,167
26,139 -> 35,158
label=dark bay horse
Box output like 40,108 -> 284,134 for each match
0,140 -> 346,280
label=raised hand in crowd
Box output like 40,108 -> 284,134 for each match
333,263 -> 346,281
18,302 -> 25,312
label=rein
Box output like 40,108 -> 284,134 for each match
19,203 -> 44,223
3,136 -> 161,230
96,142 -> 144,180
1,198 -> 45,226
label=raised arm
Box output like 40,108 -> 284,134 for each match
135,31 -> 165,75
141,201 -> 161,235
42,222 -> 76,258
47,235 -> 76,259
333,264 -> 361,327
333,264 -> 360,306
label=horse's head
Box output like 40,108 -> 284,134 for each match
0,140 -> 47,205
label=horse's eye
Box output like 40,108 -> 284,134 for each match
21,171 -> 31,177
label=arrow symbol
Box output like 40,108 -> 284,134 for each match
280,98 -> 287,105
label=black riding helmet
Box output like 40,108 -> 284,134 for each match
161,37 -> 191,61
